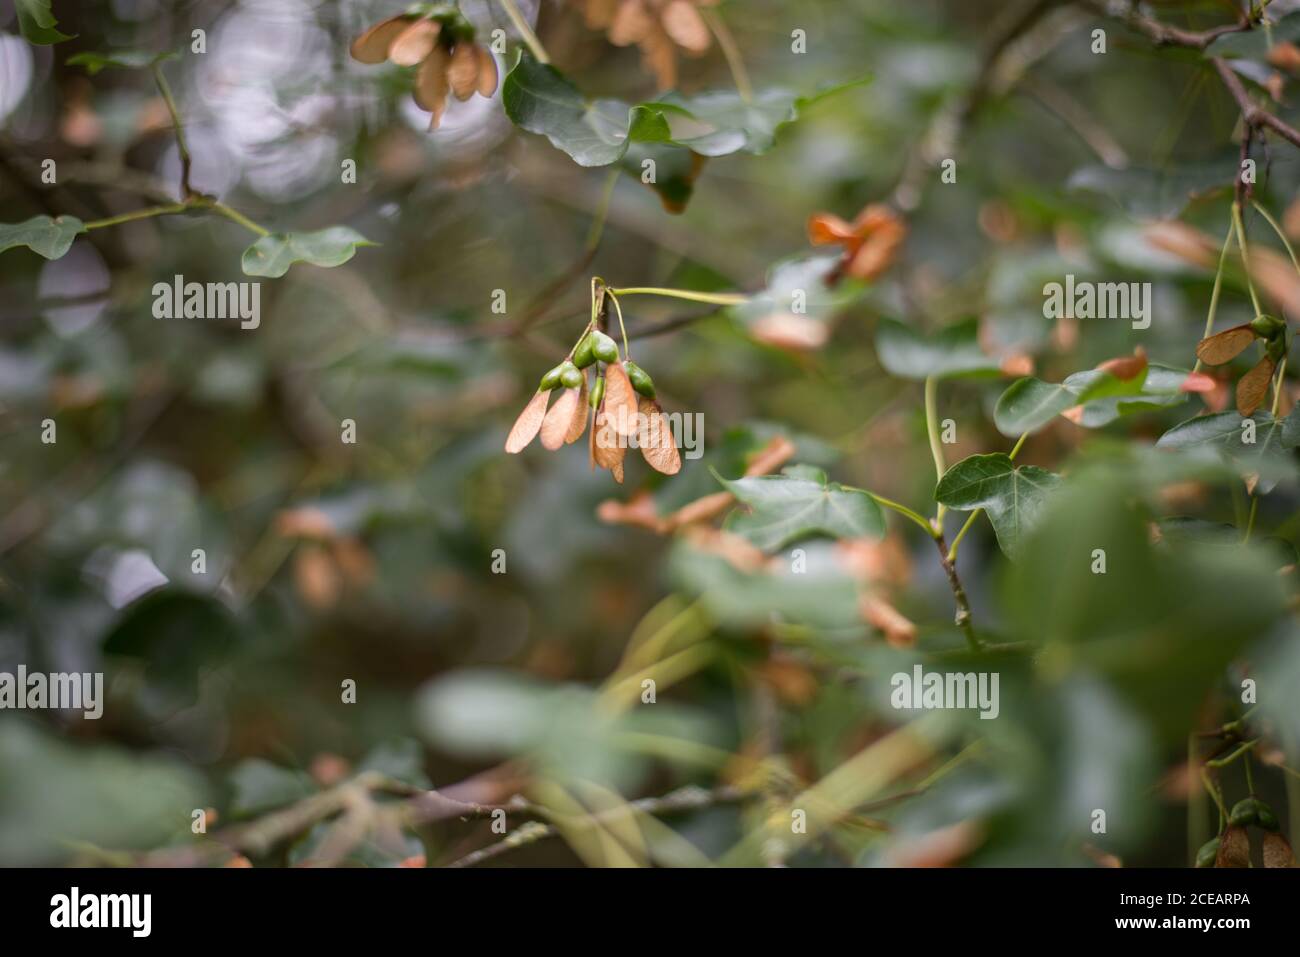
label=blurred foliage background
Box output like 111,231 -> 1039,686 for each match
2,0 -> 1300,867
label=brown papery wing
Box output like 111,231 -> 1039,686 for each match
541,388 -> 580,450
350,16 -> 414,64
637,396 -> 681,475
604,362 -> 639,436
1236,354 -> 1276,416
565,374 -> 589,444
1196,325 -> 1256,365
505,391 -> 550,453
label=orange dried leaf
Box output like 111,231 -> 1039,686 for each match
609,0 -> 655,45
1196,325 -> 1256,365
505,390 -> 549,453
1096,347 -> 1147,381
807,212 -> 857,245
1180,371 -> 1217,393
596,489 -> 662,530
662,0 -> 711,55
860,594 -> 917,648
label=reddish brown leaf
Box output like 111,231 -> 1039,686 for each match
807,212 -> 857,246
1096,347 -> 1147,381
662,0 -> 711,54
1180,371 -> 1217,393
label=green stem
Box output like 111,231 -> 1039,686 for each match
585,169 -> 619,253
699,8 -> 752,103
211,202 -> 271,237
1232,201 -> 1264,318
1244,495 -> 1259,543
83,203 -> 188,230
496,0 -> 550,64
609,287 -> 748,306
1194,219 -> 1236,374
924,377 -> 946,524
852,489 -> 934,536
1207,738 -> 1260,768
152,63 -> 194,198
607,289 -> 630,359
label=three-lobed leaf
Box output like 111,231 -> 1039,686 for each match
241,227 -> 375,278
935,453 -> 1061,558
719,466 -> 884,551
0,215 -> 86,260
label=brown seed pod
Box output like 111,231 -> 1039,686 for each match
448,42 -> 480,101
603,362 -> 639,436
565,373 -> 590,444
1236,354 -> 1276,416
505,390 -> 550,453
661,0 -> 711,55
541,387 -> 581,450
294,544 -> 339,610
475,46 -> 499,97
592,410 -> 627,483
350,16 -> 414,64
1215,825 -> 1250,868
389,19 -> 441,67
414,46 -> 450,114
1196,325 -> 1257,365
1263,831 -> 1296,868
637,395 -> 681,474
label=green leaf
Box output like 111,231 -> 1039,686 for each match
994,378 -> 1077,436
0,215 -> 86,260
718,466 -> 885,551
995,364 -> 1193,436
1155,410 -> 1295,494
668,539 -> 863,632
502,51 -> 866,174
875,318 -> 1000,380
502,53 -> 675,167
240,227 -> 375,278
356,739 -> 431,789
67,50 -> 177,74
15,0 -> 74,44
935,453 -> 1062,558
1007,469 -> 1287,743
228,759 -> 316,818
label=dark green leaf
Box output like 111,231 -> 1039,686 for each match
1155,410 -> 1295,494
228,759 -> 316,818
935,453 -> 1062,557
